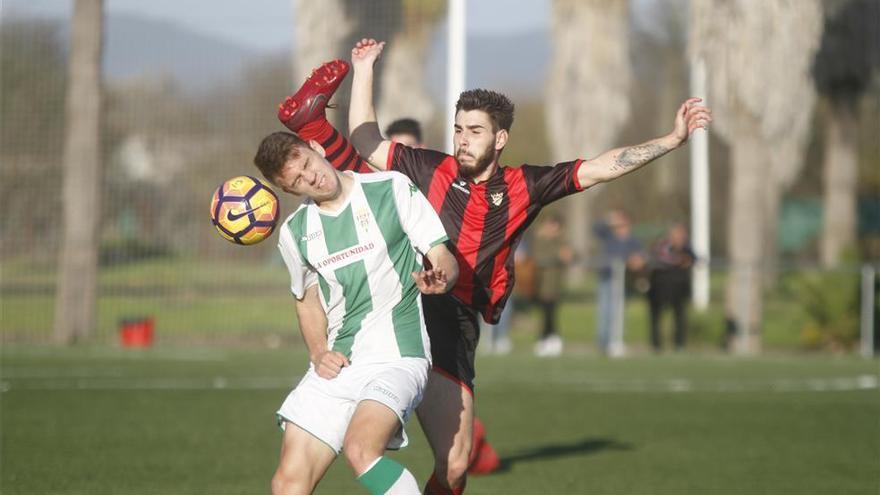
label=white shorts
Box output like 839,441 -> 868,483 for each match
276,357 -> 429,454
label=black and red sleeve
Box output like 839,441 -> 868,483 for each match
520,159 -> 586,206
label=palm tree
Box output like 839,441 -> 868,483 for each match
54,0 -> 104,344
546,0 -> 632,281
375,0 -> 444,128
293,0 -> 353,128
690,0 -> 822,354
813,0 -> 880,268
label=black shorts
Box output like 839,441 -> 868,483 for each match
422,293 -> 480,392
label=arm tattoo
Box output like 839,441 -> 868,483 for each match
612,143 -> 669,172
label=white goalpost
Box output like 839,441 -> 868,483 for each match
445,0 -> 466,155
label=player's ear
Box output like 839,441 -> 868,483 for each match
495,129 -> 508,151
308,140 -> 326,157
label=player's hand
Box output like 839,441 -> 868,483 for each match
351,38 -> 386,69
671,97 -> 712,146
311,350 -> 350,380
411,269 -> 449,295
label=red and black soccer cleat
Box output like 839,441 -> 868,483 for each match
468,440 -> 501,475
278,59 -> 350,133
467,417 -> 501,475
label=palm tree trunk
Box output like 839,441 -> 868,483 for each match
376,26 -> 435,129
293,0 -> 352,129
654,49 -> 685,197
53,0 -> 104,344
725,126 -> 766,355
692,0 -> 823,354
546,0 -> 631,282
820,105 -> 859,268
762,177 -> 781,286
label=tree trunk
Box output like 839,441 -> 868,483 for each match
820,105 -> 859,268
53,0 -> 104,344
762,182 -> 780,286
293,0 -> 352,129
725,125 -> 766,355
546,0 -> 631,282
692,0 -> 822,355
376,26 -> 435,130
654,48 -> 685,198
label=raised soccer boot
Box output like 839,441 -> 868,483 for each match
467,417 -> 501,475
278,59 -> 350,133
468,440 -> 501,475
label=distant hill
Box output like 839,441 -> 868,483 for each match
44,13 -> 259,92
102,15 -> 257,90
44,13 -> 549,97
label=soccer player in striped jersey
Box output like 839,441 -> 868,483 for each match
254,131 -> 459,495
384,116 -> 502,476
278,39 -> 711,494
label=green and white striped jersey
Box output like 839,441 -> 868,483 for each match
278,171 -> 448,364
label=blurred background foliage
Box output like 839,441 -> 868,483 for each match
0,0 -> 877,351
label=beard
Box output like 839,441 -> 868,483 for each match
456,146 -> 494,179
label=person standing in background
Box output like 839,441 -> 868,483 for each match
532,214 -> 573,357
593,209 -> 644,356
647,223 -> 695,352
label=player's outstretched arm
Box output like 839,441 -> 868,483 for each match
295,285 -> 349,379
577,98 -> 712,189
349,38 -> 392,171
413,244 -> 459,295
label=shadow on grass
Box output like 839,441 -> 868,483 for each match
491,437 -> 633,474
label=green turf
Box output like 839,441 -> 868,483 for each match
2,346 -> 878,494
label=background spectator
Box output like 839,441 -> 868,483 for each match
533,214 -> 573,357
593,209 -> 645,355
647,223 -> 695,352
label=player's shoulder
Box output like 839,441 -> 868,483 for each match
280,202 -> 312,233
356,170 -> 401,184
358,170 -> 417,190
392,143 -> 450,163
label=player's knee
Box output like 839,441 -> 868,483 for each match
444,456 -> 470,486
431,451 -> 469,488
342,437 -> 379,474
271,468 -> 313,495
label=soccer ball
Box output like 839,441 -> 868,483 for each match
210,175 -> 279,245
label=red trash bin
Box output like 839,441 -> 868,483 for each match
119,317 -> 154,348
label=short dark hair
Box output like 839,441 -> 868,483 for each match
254,131 -> 306,182
385,118 -> 422,143
455,89 -> 514,132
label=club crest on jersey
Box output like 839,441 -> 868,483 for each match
490,191 -> 504,207
356,208 -> 371,231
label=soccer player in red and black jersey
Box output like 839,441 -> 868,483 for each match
278,39 -> 711,495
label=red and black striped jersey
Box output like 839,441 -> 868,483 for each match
387,142 -> 585,323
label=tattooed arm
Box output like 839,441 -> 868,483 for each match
577,97 -> 711,189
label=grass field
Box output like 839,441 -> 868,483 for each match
2,345 -> 878,494
4,255 -> 859,350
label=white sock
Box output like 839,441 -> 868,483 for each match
357,456 -> 420,494
383,467 -> 419,494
